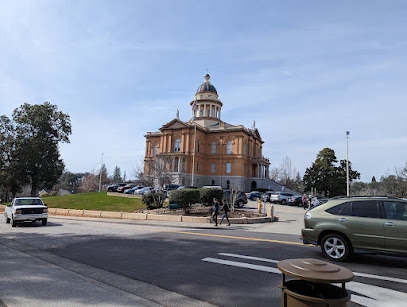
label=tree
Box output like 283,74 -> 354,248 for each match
269,155 -> 302,191
78,172 -> 99,192
97,163 -> 109,188
112,166 -> 122,183
303,148 -> 360,197
11,102 -> 71,196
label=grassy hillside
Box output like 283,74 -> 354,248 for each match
42,192 -> 145,212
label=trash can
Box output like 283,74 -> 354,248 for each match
277,258 -> 353,307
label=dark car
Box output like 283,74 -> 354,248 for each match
107,183 -> 126,192
223,190 -> 248,208
176,186 -> 197,190
287,196 -> 302,207
247,192 -> 264,201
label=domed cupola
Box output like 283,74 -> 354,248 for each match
190,74 -> 223,120
196,74 -> 217,94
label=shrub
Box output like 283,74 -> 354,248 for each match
198,188 -> 224,206
41,191 -> 58,197
142,192 -> 166,209
169,189 -> 200,212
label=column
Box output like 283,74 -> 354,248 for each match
163,135 -> 167,153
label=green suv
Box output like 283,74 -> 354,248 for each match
301,196 -> 407,261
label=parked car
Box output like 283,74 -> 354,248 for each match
124,186 -> 143,194
164,184 -> 180,197
133,187 -> 151,195
247,191 -> 264,201
5,197 -> 48,227
287,196 -> 303,207
117,184 -> 135,193
176,186 -> 197,190
261,191 -> 274,202
107,183 -> 126,192
301,196 -> 407,261
222,190 -> 248,208
269,192 -> 298,205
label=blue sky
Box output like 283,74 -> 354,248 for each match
1,0 -> 406,182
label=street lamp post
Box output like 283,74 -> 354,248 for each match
346,131 -> 350,196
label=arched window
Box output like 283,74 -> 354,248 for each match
154,144 -> 158,155
226,141 -> 232,154
197,141 -> 201,153
174,138 -> 181,152
227,180 -> 230,189
211,179 -> 215,185
211,141 -> 217,154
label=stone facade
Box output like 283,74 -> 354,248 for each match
144,74 -> 276,192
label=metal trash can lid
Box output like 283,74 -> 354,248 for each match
278,258 -> 353,283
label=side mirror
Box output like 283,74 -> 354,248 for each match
43,204 -> 47,207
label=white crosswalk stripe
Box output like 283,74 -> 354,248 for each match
202,253 -> 407,306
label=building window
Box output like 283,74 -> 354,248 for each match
154,144 -> 158,155
227,141 -> 231,154
207,109 -> 210,117
211,163 -> 216,174
212,179 -> 215,185
211,141 -> 217,154
226,162 -> 231,174
174,138 -> 181,152
197,141 -> 201,153
227,180 -> 230,189
243,143 -> 247,156
199,109 -> 203,117
197,162 -> 199,172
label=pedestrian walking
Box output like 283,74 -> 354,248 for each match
212,198 -> 219,226
220,199 -> 231,226
302,193 -> 308,210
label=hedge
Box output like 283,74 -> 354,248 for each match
198,188 -> 224,206
169,189 -> 201,212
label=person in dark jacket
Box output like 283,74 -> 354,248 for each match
212,198 -> 219,226
220,199 -> 231,226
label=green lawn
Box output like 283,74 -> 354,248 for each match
42,192 -> 146,212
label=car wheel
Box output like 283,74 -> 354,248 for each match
238,201 -> 244,208
11,217 -> 17,227
321,234 -> 351,262
6,216 -> 10,223
42,218 -> 47,226
281,199 -> 286,205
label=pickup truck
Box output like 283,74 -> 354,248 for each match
5,197 -> 48,227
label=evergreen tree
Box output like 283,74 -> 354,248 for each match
112,166 -> 122,183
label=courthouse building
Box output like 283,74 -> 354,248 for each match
144,74 -> 279,192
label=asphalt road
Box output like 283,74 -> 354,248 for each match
1,207 -> 407,306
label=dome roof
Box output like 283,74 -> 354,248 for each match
196,74 -> 217,94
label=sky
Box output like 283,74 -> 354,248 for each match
1,0 -> 406,182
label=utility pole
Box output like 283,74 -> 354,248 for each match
346,131 -> 350,196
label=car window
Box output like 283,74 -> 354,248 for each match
326,202 -> 348,215
383,201 -> 407,220
339,202 -> 353,216
352,200 -> 379,218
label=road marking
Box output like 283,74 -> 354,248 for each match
202,257 -> 281,274
218,253 -> 279,264
203,253 -> 407,306
353,272 -> 407,285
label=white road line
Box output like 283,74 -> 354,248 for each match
354,272 -> 407,285
203,253 -> 407,306
346,281 -> 407,307
218,253 -> 279,264
217,253 -> 407,285
202,257 -> 281,274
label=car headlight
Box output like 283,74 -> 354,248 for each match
304,211 -> 312,219
43,208 -> 48,213
15,209 -> 22,214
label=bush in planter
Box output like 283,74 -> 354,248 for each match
198,188 -> 224,206
142,191 -> 165,209
169,189 -> 200,213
